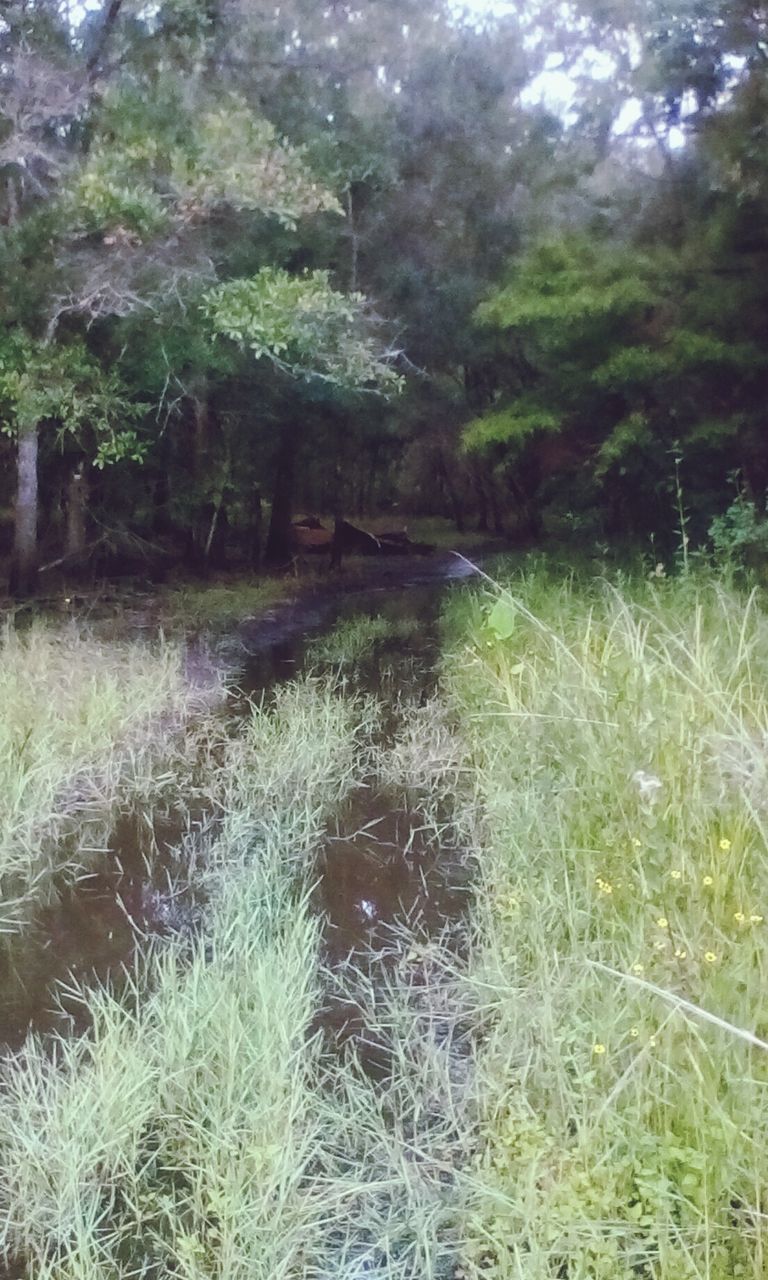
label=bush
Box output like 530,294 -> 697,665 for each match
709,497 -> 768,572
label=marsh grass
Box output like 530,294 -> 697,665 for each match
444,563 -> 768,1280
16,564 -> 766,1279
0,622 -> 214,935
307,614 -> 419,668
0,666 -> 481,1279
153,577 -> 294,630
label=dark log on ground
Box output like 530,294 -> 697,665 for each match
376,529 -> 410,544
293,515 -> 325,530
291,524 -> 333,553
290,518 -> 435,567
377,529 -> 434,556
334,519 -> 381,556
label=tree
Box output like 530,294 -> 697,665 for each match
202,268 -> 401,561
1,12 -> 346,593
0,336 -> 145,593
466,231 -> 768,541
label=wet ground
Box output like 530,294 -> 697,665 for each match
0,550 -> 479,1057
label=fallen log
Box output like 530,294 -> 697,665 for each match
291,524 -> 333,552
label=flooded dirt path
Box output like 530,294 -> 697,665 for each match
0,552 -> 478,1057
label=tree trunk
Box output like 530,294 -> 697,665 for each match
437,450 -> 465,533
265,423 -> 297,565
10,422 -> 39,598
65,462 -> 88,560
247,487 -> 263,571
473,467 -> 489,532
489,482 -> 505,536
189,391 -> 212,573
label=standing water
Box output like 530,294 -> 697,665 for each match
0,553 -> 478,1058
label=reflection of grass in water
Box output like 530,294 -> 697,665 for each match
0,676 -> 472,1278
444,561 -> 768,1280
0,621 -> 211,937
308,613 -> 419,667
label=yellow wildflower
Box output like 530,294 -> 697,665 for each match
670,870 -> 682,880
632,838 -> 642,847
719,838 -> 732,852
702,876 -> 714,887
734,912 -> 746,924
704,951 -> 718,964
629,1027 -> 640,1038
674,948 -> 687,959
656,917 -> 669,929
649,1035 -> 657,1048
750,914 -> 764,924
593,1043 -> 606,1056
632,963 -> 645,974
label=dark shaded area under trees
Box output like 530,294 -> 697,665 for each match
2,0 -> 768,595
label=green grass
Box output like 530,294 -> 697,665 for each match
0,674 -> 471,1279
0,621 -> 211,934
153,577 -> 294,629
307,613 -> 419,668
364,515 -> 502,551
443,562 -> 768,1279
8,562 -> 766,1280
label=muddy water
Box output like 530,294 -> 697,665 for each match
0,552 -> 477,1057
0,808 -> 210,1053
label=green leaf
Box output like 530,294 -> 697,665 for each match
487,598 -> 517,640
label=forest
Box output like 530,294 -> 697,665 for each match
3,2 -> 768,1279
2,0 -> 767,590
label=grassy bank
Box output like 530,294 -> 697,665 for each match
0,621 -> 216,936
444,563 -> 768,1280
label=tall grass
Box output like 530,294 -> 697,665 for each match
0,622 -> 211,934
307,614 -> 418,668
12,565 -> 761,1280
444,563 -> 768,1280
0,674 -> 472,1279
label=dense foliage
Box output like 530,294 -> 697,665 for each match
2,0 -> 768,591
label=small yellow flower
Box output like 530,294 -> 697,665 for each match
654,940 -> 667,951
629,1027 -> 640,1038
704,951 -> 718,964
593,1043 -> 607,1056
632,837 -> 642,847
719,838 -> 732,852
670,869 -> 682,880
674,948 -> 687,959
750,914 -> 764,924
702,876 -> 714,887
734,912 -> 746,924
632,963 -> 645,974
656,917 -> 669,929
649,1035 -> 657,1047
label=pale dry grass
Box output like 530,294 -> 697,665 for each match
0,621 -> 214,933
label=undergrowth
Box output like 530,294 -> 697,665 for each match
444,562 -> 768,1280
